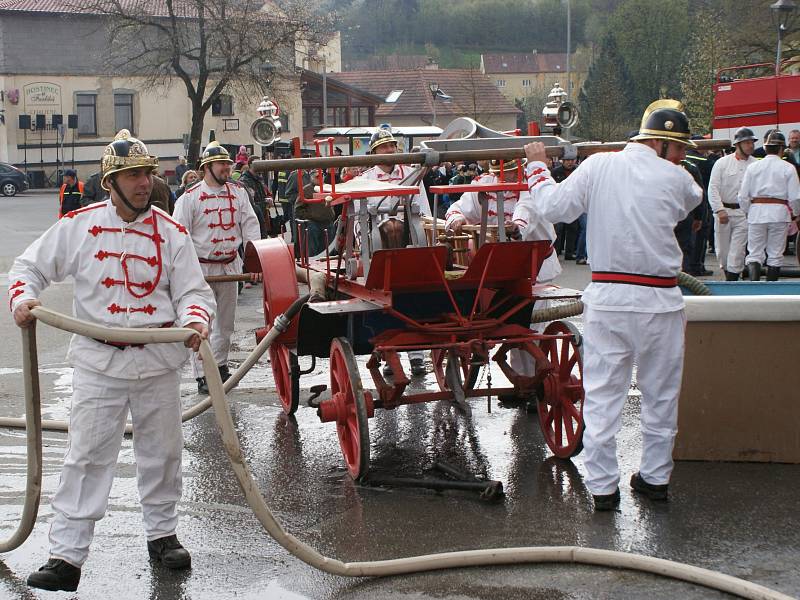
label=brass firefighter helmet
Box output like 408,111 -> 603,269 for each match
630,99 -> 697,148
101,129 -> 159,191
369,128 -> 398,152
199,141 -> 234,168
488,158 -> 525,173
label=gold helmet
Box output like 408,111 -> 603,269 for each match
369,128 -> 398,152
199,141 -> 233,168
101,129 -> 158,191
630,99 -> 697,148
488,158 -> 525,173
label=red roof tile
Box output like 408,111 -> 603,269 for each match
0,0 -> 274,16
330,69 -> 520,120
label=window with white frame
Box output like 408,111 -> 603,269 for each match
76,93 -> 97,135
496,80 -> 506,88
114,92 -> 134,133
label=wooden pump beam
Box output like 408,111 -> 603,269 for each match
251,139 -> 731,174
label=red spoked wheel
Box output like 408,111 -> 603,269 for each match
250,238 -> 301,415
330,337 -> 371,480
537,320 -> 584,458
269,345 -> 300,415
431,349 -> 480,393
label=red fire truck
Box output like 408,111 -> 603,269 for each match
713,61 -> 800,143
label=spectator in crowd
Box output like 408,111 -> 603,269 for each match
271,154 -> 292,240
175,156 -> 188,183
79,172 -> 104,206
58,169 -> 84,218
231,161 -> 245,181
175,170 -> 199,201
235,145 -> 249,165
295,169 -> 336,257
284,168 -> 315,253
240,156 -> 271,238
784,129 -> 800,174
685,139 -> 715,276
150,175 -> 175,214
551,147 -> 580,260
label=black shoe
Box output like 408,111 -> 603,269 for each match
575,257 -> 588,265
747,262 -> 762,282
565,253 -> 576,261
723,270 -> 740,281
766,266 -> 781,281
27,559 -> 81,592
593,488 -> 620,512
410,358 -> 426,377
630,472 -> 669,501
196,377 -> 209,395
147,534 -> 191,569
219,364 -> 231,383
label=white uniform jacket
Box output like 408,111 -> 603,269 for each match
708,153 -> 756,215
444,173 -> 517,229
355,164 -> 432,219
510,189 -> 562,283
172,180 -> 262,274
7,201 -> 216,379
521,143 -> 702,312
738,155 -> 800,223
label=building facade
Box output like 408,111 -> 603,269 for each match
480,52 -> 587,104
0,3 -> 340,182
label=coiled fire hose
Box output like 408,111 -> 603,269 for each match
1,305 -> 793,599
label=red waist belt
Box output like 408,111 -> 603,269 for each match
591,271 -> 678,288
751,197 -> 788,205
200,255 -> 237,264
93,322 -> 174,350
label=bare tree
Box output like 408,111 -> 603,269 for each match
71,0 -> 335,162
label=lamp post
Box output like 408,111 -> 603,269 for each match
771,0 -> 797,77
429,82 -> 439,127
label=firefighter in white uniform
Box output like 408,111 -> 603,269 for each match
9,130 -> 216,591
355,129 -> 431,376
444,161 -> 519,232
738,130 -> 800,281
520,100 -> 702,511
173,142 -> 262,393
708,127 -> 757,280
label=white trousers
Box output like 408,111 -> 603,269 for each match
192,280 -> 237,377
746,222 -> 789,267
714,211 -> 748,273
581,307 -> 686,495
510,299 -> 551,375
49,367 -> 183,566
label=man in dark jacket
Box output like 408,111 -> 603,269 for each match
79,171 -> 104,206
58,169 -> 83,217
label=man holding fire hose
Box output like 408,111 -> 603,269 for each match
8,130 -> 216,591
521,100 -> 703,511
173,141 -> 262,394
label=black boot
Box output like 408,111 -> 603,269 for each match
148,534 -> 191,569
593,488 -> 621,512
27,559 -> 81,592
747,262 -> 762,281
218,364 -> 231,383
630,472 -> 669,501
723,270 -> 740,281
766,266 -> 781,281
196,377 -> 209,395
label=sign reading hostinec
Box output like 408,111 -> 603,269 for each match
23,82 -> 62,119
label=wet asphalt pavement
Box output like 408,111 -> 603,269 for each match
0,193 -> 797,600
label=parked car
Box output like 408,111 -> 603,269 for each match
0,162 -> 30,196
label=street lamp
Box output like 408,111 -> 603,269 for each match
771,0 -> 797,76
429,82 -> 452,127
260,61 -> 277,87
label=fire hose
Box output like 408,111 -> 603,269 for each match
1,305 -> 792,599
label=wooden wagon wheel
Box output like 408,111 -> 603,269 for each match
330,337 -> 371,480
536,320 -> 584,459
254,238 -> 301,415
431,348 -> 480,393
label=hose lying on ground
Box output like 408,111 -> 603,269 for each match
0,296 -> 309,434
531,301 -> 583,323
678,271 -> 712,296
4,306 -> 792,600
